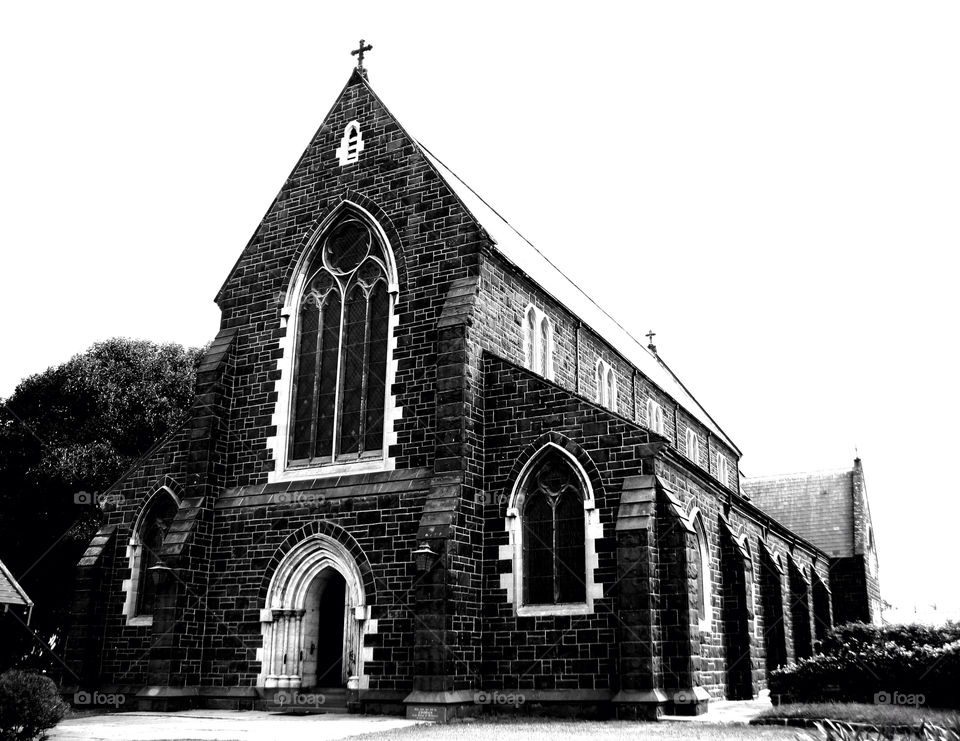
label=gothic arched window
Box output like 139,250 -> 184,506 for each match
685,427 -> 701,464
132,492 -> 179,619
523,305 -> 555,379
290,216 -> 391,465
525,307 -> 537,369
646,398 -> 665,435
595,359 -> 615,410
692,513 -> 713,631
520,451 -> 587,606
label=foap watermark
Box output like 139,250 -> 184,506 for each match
275,690 -> 325,708
875,691 -> 926,707
74,690 -> 126,708
274,491 -> 327,508
474,492 -> 508,507
474,690 -> 525,708
74,491 -> 125,508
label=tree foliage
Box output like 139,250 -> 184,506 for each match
0,338 -> 204,673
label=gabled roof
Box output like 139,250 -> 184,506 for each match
417,143 -> 739,454
215,69 -> 739,454
742,468 -> 854,557
0,558 -> 32,608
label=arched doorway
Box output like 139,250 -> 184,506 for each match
259,534 -> 368,689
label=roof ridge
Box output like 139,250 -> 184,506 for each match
415,141 -> 740,455
745,467 -> 854,482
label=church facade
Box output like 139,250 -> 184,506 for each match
65,61 -> 839,720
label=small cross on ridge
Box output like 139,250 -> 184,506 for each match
646,330 -> 657,353
351,39 -> 373,70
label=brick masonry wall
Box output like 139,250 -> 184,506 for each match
66,68 -> 838,712
216,71 -> 488,483
475,251 -> 739,492
479,354 -> 831,702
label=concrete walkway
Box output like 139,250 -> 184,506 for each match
49,710 -> 423,741
662,691 -> 773,725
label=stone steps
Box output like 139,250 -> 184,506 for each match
262,687 -> 349,714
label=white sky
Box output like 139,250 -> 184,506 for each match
1,2 -> 958,617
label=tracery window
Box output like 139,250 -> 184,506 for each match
520,451 -> 587,606
290,216 -> 390,465
595,359 -> 616,410
132,492 -> 179,619
523,305 -> 554,379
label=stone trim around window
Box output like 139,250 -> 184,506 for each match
646,398 -> 665,435
121,486 -> 181,627
266,202 -> 401,483
498,442 -> 604,618
689,506 -> 713,633
335,121 -> 365,166
594,359 -> 616,411
522,304 -> 555,380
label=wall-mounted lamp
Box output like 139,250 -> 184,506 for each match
412,543 -> 437,572
147,563 -> 179,587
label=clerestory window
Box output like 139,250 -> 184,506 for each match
646,398 -> 665,435
716,453 -> 729,487
595,359 -> 616,411
523,305 -> 554,379
685,427 -> 701,464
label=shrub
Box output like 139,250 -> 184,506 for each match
818,622 -> 960,656
771,622 -> 960,710
0,671 -> 67,741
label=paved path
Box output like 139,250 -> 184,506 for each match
50,710 -> 423,741
662,691 -> 773,724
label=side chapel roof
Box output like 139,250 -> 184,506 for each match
742,468 -> 855,557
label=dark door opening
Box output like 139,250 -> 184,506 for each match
315,570 -> 347,686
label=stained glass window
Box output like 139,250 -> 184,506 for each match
521,452 -> 587,605
289,217 -> 391,465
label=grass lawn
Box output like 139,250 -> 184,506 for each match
754,702 -> 960,728
355,717 -> 797,741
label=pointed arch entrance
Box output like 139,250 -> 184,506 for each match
258,534 -> 369,689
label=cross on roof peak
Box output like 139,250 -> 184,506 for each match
351,39 -> 373,71
646,330 -> 657,353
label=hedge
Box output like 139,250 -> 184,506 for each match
770,622 -> 960,710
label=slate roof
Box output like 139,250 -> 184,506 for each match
0,558 -> 32,607
742,469 -> 854,557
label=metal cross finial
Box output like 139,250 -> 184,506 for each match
646,330 -> 656,345
351,39 -> 373,70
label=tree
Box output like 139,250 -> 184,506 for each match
0,338 -> 204,673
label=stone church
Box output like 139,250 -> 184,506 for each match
65,52 -> 876,720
